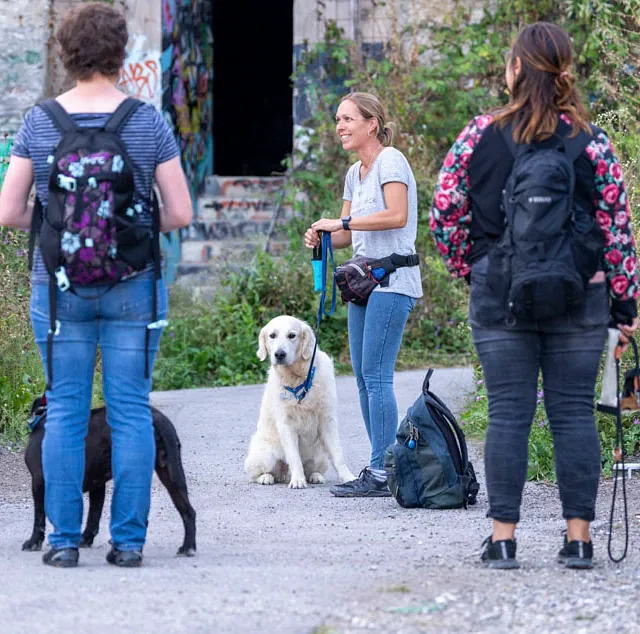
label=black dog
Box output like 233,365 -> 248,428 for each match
22,397 -> 196,556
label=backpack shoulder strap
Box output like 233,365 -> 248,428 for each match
28,198 -> 43,271
104,97 -> 143,135
38,99 -> 76,134
500,122 -> 519,159
424,390 -> 470,472
563,128 -> 592,163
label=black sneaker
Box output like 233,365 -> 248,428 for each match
106,548 -> 143,568
480,536 -> 520,569
42,547 -> 79,568
557,535 -> 593,569
330,467 -> 392,498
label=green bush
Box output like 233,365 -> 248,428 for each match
0,228 -> 45,440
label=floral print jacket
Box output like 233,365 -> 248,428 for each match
430,114 -> 639,310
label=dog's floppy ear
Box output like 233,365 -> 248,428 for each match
257,326 -> 269,361
301,322 -> 316,361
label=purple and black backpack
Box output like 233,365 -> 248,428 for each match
30,97 -> 162,388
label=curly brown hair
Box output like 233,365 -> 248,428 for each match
493,22 -> 591,144
56,3 -> 128,81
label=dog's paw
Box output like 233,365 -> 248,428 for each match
22,539 -> 43,552
256,473 -> 275,485
338,468 -> 356,483
307,472 -> 325,484
177,545 -> 196,557
288,475 -> 307,489
79,535 -> 95,548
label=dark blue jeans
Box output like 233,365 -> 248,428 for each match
471,257 -> 609,523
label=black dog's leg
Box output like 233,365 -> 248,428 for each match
80,485 -> 106,547
22,476 -> 46,551
155,466 -> 197,556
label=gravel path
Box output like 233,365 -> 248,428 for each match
1,366 -> 639,634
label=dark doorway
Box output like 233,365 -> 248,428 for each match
212,1 -> 293,176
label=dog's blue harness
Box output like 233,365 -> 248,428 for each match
283,232 -> 336,404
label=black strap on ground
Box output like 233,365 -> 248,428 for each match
607,341 -> 631,563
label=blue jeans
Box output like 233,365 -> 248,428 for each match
30,272 -> 167,550
348,292 -> 416,469
472,278 -> 609,523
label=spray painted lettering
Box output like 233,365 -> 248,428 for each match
119,35 -> 161,108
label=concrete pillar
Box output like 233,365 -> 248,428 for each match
0,0 -> 52,131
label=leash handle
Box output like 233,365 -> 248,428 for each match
317,231 -> 337,327
295,231 -> 337,404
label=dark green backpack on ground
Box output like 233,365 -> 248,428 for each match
384,369 -> 479,509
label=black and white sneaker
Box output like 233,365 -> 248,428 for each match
42,547 -> 79,568
480,536 -> 520,569
330,467 -> 392,498
106,547 -> 143,568
557,535 -> 593,569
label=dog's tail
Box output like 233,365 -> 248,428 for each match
152,407 -> 189,492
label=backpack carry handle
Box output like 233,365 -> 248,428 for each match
422,368 -> 434,394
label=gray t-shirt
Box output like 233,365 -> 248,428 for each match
343,147 -> 422,298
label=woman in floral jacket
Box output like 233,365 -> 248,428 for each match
431,22 -> 638,570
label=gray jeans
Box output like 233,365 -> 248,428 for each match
470,257 -> 609,523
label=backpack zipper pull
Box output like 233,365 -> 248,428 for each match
408,424 -> 418,450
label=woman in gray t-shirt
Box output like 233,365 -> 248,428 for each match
305,92 -> 422,498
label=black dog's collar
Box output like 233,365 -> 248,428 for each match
27,408 -> 46,432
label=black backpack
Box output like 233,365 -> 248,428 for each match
488,125 -> 605,321
384,370 -> 479,509
30,98 -> 162,388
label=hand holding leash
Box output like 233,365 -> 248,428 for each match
304,227 -> 321,249
616,317 -> 639,357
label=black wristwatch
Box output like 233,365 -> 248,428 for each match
342,215 -> 352,231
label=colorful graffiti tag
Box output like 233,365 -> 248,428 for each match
161,0 -> 213,201
119,34 -> 162,109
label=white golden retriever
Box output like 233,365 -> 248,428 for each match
244,315 -> 355,489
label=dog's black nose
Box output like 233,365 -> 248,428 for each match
274,349 -> 287,362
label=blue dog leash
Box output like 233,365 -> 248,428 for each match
284,231 -> 336,403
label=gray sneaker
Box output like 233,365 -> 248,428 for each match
330,467 -> 392,497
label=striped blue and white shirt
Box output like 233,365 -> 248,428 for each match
12,102 -> 179,283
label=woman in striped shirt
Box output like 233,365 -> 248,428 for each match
0,2 -> 192,568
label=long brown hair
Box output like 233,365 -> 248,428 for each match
493,23 -> 590,143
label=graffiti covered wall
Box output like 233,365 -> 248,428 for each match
161,0 -> 214,201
